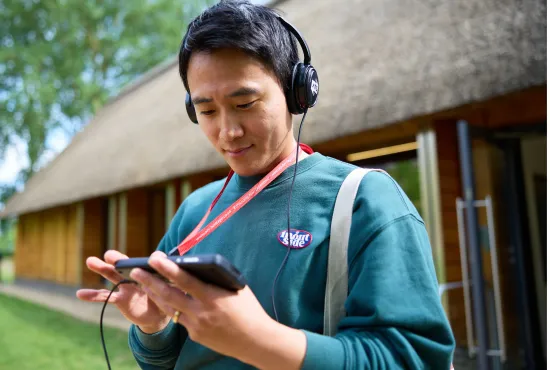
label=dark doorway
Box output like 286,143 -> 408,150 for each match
456,120 -> 546,370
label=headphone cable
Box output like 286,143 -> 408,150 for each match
271,109 -> 308,322
100,279 -> 136,370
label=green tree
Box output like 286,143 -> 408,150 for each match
0,0 -> 215,185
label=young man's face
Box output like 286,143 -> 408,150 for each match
187,48 -> 295,176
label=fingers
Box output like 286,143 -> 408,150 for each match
141,285 -> 184,321
76,289 -> 123,304
150,250 -> 167,259
104,250 -> 129,265
143,287 -> 192,328
86,256 -> 125,284
85,249 -> 167,286
130,268 -> 194,314
147,255 -> 213,301
140,285 -> 194,328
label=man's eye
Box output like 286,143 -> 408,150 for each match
201,110 -> 215,116
237,101 -> 255,109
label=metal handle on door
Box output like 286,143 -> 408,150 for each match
456,197 -> 507,363
485,195 -> 506,363
456,198 -> 476,357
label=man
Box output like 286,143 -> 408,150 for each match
77,1 -> 456,368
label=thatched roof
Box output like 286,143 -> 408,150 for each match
2,0 -> 546,217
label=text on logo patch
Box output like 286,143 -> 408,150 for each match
277,229 -> 313,249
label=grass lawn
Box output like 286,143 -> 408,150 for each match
0,293 -> 139,370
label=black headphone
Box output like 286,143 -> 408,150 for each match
185,15 -> 319,124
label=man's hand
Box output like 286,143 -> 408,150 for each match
76,250 -> 171,334
130,254 -> 307,370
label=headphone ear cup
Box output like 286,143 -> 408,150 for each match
287,63 -> 319,115
285,63 -> 301,115
186,93 -> 198,124
294,64 -> 318,112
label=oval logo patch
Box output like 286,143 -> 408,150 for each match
277,229 -> 313,249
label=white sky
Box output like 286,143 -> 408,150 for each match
0,137 -> 29,185
0,128 -> 70,187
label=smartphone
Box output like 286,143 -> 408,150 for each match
114,254 -> 246,292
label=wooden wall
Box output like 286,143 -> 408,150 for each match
148,187 -> 166,253
126,188 -> 150,257
15,205 -> 79,285
81,198 -> 106,288
15,212 -> 42,280
434,122 -> 466,345
12,177 -> 208,288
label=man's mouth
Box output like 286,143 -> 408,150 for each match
225,145 -> 252,157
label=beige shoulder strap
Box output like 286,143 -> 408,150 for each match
323,168 -> 380,336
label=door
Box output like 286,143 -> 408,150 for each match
455,121 -> 545,370
519,135 -> 547,360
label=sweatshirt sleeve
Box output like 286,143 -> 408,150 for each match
301,172 -> 455,369
128,320 -> 186,369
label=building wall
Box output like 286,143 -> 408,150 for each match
434,122 -> 466,345
15,212 -> 42,280
125,188 -> 150,257
81,198 -> 107,288
15,205 -> 79,285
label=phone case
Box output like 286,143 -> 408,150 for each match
115,254 -> 246,291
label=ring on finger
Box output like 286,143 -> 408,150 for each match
172,310 -> 181,324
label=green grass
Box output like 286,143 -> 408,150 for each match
0,293 -> 139,370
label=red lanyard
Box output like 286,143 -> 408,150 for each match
177,143 -> 314,255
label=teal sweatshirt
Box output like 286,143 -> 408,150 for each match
128,153 -> 455,369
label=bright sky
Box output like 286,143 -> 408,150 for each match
0,138 -> 29,185
0,128 -> 70,188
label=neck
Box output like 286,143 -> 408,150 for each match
268,138 -> 309,172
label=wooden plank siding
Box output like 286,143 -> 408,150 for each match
14,205 -> 79,285
434,122 -> 467,346
81,198 -> 107,288
125,189 -> 150,257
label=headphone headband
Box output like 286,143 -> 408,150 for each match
276,15 -> 311,65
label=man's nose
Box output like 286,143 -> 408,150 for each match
219,111 -> 244,141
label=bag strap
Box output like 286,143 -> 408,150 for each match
323,168 -> 380,336
322,168 -> 456,369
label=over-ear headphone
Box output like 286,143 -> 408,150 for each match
185,15 -> 319,124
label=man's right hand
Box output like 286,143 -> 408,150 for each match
76,249 -> 171,334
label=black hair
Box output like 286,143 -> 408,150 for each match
178,0 -> 299,95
